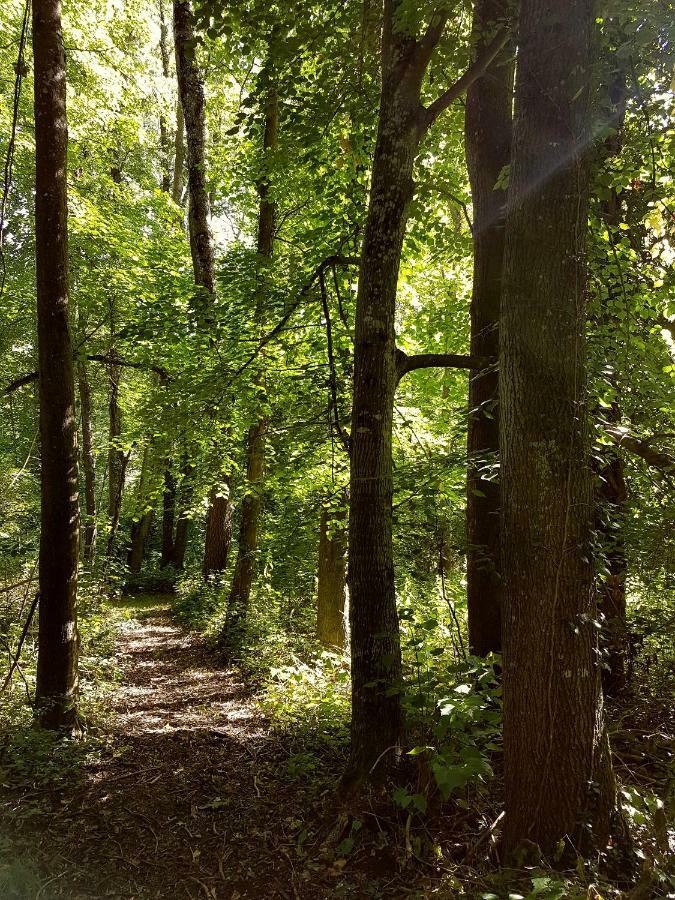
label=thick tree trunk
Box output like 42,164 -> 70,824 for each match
203,484 -> 233,578
317,506 -> 347,649
222,83 -> 278,637
499,0 -> 616,855
161,463 -> 176,567
77,357 -> 97,563
464,0 -> 512,656
33,0 -> 80,729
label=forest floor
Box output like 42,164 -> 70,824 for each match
0,596 -> 443,900
1,596 -> 673,899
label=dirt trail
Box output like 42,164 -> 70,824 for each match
2,599 -> 362,900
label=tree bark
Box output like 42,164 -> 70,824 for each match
222,81 -> 278,639
173,0 -> 215,297
317,505 -> 347,649
33,0 -> 80,729
77,357 -> 97,563
464,0 -> 512,656
203,481 -> 233,578
499,0 -> 616,856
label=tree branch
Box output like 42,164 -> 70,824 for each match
421,26 -> 510,132
4,353 -> 169,396
396,348 -> 492,382
225,254 -> 359,387
603,424 -> 675,475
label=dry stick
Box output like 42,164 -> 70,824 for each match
1,590 -> 39,692
0,576 -> 34,594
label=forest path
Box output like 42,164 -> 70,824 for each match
2,597 -> 364,900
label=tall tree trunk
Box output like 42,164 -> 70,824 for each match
464,0 -> 512,656
345,0 -> 508,784
499,0 -> 616,855
317,505 -> 347,649
161,463 -> 176,567
223,82 -> 278,636
174,0 -> 231,578
77,357 -> 97,563
33,0 -> 80,729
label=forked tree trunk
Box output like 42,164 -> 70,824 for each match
345,0 -> 509,785
464,0 -> 512,656
499,0 -> 616,855
317,506 -> 347,649
77,357 -> 97,563
346,75 -> 417,782
33,0 -> 80,729
223,82 -> 278,639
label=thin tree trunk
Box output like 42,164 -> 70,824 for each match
107,356 -> 123,521
77,357 -> 97,563
499,0 -> 616,855
158,0 -> 172,193
224,423 -> 266,642
222,81 -> 278,636
33,0 -> 80,729
127,441 -> 155,574
172,102 -> 185,205
161,463 -> 176,567
465,0 -> 512,656
171,458 -> 193,570
317,505 -> 347,649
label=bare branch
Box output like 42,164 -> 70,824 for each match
396,348 -> 492,382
